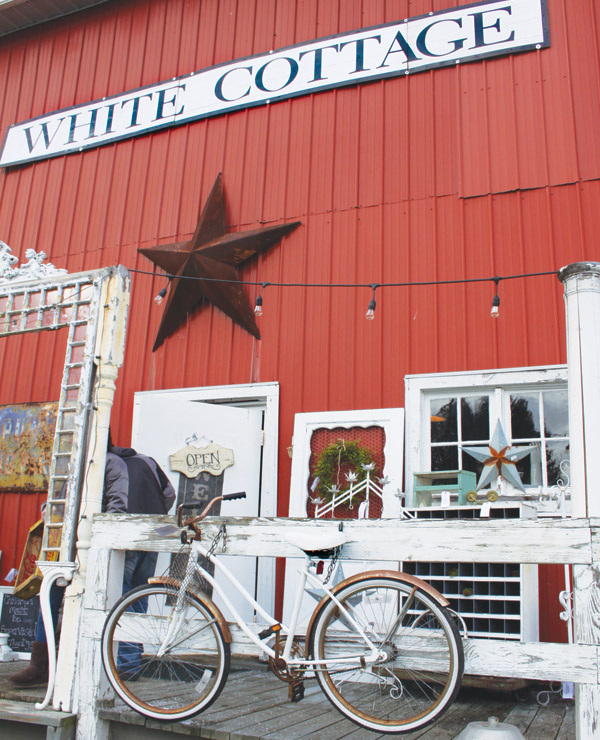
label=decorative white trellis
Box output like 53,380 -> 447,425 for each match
310,464 -> 415,520
0,246 -> 103,563
0,241 -> 130,714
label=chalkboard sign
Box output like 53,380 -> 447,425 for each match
0,593 -> 40,652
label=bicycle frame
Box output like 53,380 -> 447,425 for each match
165,537 -> 383,671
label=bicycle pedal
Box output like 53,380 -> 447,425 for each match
258,623 -> 281,640
289,681 -> 305,703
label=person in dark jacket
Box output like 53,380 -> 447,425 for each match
104,440 -> 176,678
11,433 -> 175,686
104,440 -> 175,597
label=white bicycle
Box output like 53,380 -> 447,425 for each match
101,492 -> 464,734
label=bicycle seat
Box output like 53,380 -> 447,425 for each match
286,529 -> 348,557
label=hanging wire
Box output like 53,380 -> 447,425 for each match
131,266 -> 556,290
133,267 -> 557,318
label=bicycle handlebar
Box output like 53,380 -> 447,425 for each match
222,491 -> 247,501
176,492 -> 247,537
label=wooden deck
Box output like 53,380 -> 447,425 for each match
0,659 -> 575,739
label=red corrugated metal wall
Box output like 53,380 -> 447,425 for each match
0,331 -> 68,581
0,0 -> 596,638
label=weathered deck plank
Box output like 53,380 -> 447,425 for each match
502,703 -> 540,734
525,702 -> 568,740
190,674 -> 573,740
212,684 -> 323,735
1,660 -> 575,739
407,697 -> 511,740
555,705 -> 576,740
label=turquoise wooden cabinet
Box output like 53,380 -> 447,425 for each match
412,470 -> 477,507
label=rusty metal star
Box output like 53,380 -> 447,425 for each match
139,173 -> 301,351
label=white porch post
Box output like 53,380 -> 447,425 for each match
558,261 -> 600,740
52,268 -> 130,738
558,262 -> 600,518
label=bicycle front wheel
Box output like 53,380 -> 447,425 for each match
101,583 -> 230,721
310,575 -> 463,734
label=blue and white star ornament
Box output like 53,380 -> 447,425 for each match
463,420 -> 537,493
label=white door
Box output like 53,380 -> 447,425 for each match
283,408 -> 405,630
131,396 -> 263,622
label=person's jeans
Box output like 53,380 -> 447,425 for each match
117,551 -> 158,675
35,582 -> 65,643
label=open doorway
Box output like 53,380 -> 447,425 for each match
131,382 -> 279,619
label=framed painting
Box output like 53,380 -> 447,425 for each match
0,402 -> 58,491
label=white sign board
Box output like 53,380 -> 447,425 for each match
0,0 -> 548,167
169,443 -> 235,478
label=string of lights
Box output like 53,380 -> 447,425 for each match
129,266 -> 558,321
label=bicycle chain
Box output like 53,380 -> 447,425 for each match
206,523 -> 227,557
322,546 -> 340,586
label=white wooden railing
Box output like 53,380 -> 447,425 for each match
78,512 -> 599,740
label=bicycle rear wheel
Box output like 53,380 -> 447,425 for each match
101,583 -> 230,721
310,575 -> 463,734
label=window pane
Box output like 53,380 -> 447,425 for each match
546,441 -> 570,486
430,398 -> 457,443
543,391 -> 569,438
461,396 -> 489,441
431,446 -> 458,471
510,394 -> 540,439
516,444 -> 542,486
460,446 -> 484,479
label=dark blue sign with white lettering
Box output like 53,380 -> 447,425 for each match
0,0 -> 549,167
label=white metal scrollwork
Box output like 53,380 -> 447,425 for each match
538,459 -> 571,514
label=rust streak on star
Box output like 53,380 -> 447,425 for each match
483,446 -> 515,473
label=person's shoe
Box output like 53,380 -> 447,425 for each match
10,641 -> 49,687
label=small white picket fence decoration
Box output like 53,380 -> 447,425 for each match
310,464 -> 415,520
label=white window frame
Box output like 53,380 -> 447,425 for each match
405,365 -> 568,509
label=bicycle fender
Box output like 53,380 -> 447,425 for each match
148,577 -> 232,643
305,570 -> 450,655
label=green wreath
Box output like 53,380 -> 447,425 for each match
311,440 -> 378,503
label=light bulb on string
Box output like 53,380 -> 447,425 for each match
490,277 -> 501,319
154,287 -> 168,305
254,282 -> 269,316
154,277 -> 172,305
366,284 -> 378,320
491,293 -> 500,318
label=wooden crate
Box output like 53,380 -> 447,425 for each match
12,520 -> 44,600
413,470 -> 477,507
